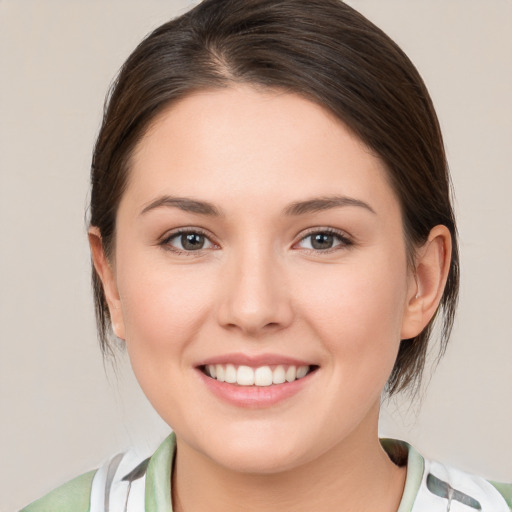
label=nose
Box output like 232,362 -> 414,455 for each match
216,246 -> 294,337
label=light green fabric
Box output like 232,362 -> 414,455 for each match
381,440 -> 425,512
145,433 -> 175,512
149,434 -> 424,512
491,481 -> 512,509
19,434 -> 512,511
20,470 -> 95,512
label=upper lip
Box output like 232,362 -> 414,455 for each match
196,353 -> 316,368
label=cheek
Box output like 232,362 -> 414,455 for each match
115,258 -> 219,420
294,253 -> 408,369
116,255 -> 216,359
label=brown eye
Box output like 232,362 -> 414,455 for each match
164,231 -> 214,252
311,233 -> 335,250
297,230 -> 352,251
181,233 -> 205,250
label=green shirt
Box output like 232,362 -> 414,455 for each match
21,433 -> 512,512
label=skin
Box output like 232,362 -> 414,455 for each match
90,86 -> 451,511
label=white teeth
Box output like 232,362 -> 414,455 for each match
254,366 -> 273,386
215,364 -> 225,382
296,365 -> 309,379
205,364 -> 312,386
285,366 -> 297,382
237,365 -> 255,386
272,365 -> 286,384
224,364 -> 237,383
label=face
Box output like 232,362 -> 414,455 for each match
101,86 -> 420,473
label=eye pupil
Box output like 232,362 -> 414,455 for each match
311,233 -> 334,250
182,233 -> 205,250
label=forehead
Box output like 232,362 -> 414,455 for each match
125,85 -> 397,217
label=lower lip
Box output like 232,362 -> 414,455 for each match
196,368 -> 316,408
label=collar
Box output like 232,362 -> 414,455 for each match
143,433 -> 425,512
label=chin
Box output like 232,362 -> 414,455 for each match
216,446 -> 306,475
196,425 -> 318,475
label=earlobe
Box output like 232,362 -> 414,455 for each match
88,227 -> 126,340
401,225 -> 452,340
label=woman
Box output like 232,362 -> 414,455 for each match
20,0 -> 511,510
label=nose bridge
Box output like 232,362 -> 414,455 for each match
218,238 -> 293,335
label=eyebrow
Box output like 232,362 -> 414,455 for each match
139,194 -> 375,217
283,196 -> 376,216
140,196 -> 223,217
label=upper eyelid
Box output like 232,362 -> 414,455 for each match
159,226 -> 352,248
161,227 -> 215,243
160,229 -> 218,255
295,227 -> 352,241
292,228 -> 353,250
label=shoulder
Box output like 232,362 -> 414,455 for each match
381,439 -> 511,511
489,481 -> 512,510
19,452 -> 146,512
20,470 -> 96,512
19,434 -> 176,512
416,458 -> 512,511
386,439 -> 512,512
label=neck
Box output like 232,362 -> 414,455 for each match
171,406 -> 406,512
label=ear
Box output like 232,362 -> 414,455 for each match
88,227 -> 126,340
401,225 -> 452,340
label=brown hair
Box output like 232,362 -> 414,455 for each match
90,0 -> 459,396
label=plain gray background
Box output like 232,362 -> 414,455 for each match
1,1 -> 511,510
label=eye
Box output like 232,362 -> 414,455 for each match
296,230 -> 352,251
162,230 -> 216,252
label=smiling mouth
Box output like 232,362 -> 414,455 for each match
200,364 -> 318,387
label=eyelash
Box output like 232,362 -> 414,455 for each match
294,228 -> 353,253
159,227 -> 353,255
160,228 -> 217,256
